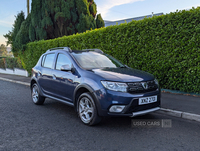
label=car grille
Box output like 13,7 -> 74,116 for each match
127,80 -> 158,94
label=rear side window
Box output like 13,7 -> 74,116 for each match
42,53 -> 55,69
41,55 -> 46,67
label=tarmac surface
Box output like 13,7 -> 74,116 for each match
1,79 -> 200,151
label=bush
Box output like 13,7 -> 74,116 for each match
20,7 -> 200,93
5,58 -> 23,69
0,57 -> 23,69
0,58 -> 6,69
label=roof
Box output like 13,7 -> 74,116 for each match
104,13 -> 163,27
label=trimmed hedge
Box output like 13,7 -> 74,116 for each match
20,7 -> 200,93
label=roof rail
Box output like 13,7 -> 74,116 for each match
82,49 -> 104,54
46,47 -> 72,52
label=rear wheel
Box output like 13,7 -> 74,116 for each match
77,93 -> 101,126
31,83 -> 45,105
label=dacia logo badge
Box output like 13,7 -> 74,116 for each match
141,82 -> 148,89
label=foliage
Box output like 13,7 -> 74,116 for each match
15,14 -> 32,51
0,57 -> 23,69
0,44 -> 7,57
0,58 -> 6,69
96,14 -> 105,28
5,57 -> 23,69
0,44 -> 23,69
4,11 -> 25,57
20,7 -> 200,93
3,31 -> 12,46
30,0 -> 104,41
4,0 -> 104,57
0,44 -> 12,57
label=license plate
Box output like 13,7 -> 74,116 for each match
139,96 -> 157,105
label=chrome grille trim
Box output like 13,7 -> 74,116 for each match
127,80 -> 158,94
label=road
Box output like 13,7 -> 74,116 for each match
0,80 -> 200,151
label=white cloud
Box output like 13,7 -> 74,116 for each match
168,4 -> 200,14
0,15 -> 14,27
96,0 -> 144,19
180,3 -> 200,10
0,20 -> 13,27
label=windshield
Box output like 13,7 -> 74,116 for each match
71,51 -> 125,69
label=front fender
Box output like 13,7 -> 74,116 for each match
73,83 -> 102,116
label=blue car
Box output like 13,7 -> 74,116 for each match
31,47 -> 160,125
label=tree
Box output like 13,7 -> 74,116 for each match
4,11 -> 25,56
3,31 -> 12,46
15,14 -> 31,51
96,14 -> 105,28
0,44 -> 6,56
0,44 -> 11,57
4,0 -> 105,56
30,0 -> 104,41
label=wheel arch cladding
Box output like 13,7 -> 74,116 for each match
73,84 -> 101,115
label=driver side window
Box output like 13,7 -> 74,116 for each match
56,53 -> 72,70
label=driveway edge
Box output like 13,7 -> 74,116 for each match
0,77 -> 30,86
157,108 -> 200,123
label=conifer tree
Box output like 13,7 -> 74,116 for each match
96,14 -> 105,28
4,11 -> 25,56
15,14 -> 32,50
30,0 -> 104,40
4,0 -> 105,56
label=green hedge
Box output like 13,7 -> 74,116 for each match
20,7 -> 200,93
0,57 -> 23,69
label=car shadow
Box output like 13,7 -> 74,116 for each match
42,98 -> 161,129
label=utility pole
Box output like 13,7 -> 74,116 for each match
27,0 -> 30,15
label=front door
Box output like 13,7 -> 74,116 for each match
52,53 -> 77,102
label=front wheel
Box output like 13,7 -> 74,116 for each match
31,83 -> 45,105
77,93 -> 101,126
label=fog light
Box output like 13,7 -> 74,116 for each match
109,105 -> 125,113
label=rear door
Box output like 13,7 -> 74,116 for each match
38,53 -> 55,96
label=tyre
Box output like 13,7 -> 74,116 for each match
77,92 -> 101,126
31,83 -> 45,105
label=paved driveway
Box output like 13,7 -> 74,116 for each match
1,80 -> 200,151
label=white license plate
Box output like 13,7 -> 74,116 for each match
139,96 -> 157,105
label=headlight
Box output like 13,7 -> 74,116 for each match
154,79 -> 159,85
101,81 -> 128,92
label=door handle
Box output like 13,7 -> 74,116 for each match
52,74 -> 56,80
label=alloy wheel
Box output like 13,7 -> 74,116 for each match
32,85 -> 39,103
78,97 -> 94,124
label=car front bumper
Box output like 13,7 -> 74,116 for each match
93,88 -> 161,117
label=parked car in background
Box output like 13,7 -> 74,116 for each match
31,47 -> 161,125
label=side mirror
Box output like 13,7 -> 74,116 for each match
61,64 -> 72,71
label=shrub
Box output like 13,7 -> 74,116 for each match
0,58 -> 5,69
0,57 -> 23,69
5,57 -> 23,69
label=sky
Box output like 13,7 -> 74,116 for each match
0,0 -> 200,46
